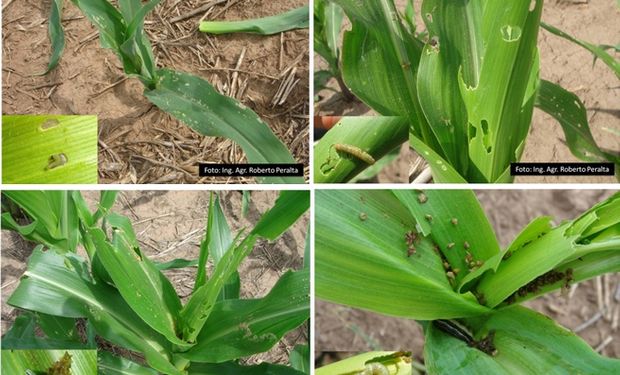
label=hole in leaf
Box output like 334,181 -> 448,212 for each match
426,13 -> 433,23
500,25 -> 522,42
40,118 -> 60,130
529,0 -> 537,12
481,120 -> 489,135
468,123 -> 476,139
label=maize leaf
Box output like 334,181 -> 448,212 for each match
535,79 -> 620,170
88,220 -> 187,348
182,270 -> 309,363
99,351 -> 158,375
335,0 -> 432,144
144,69 -> 302,183
392,189 -> 500,287
2,115 -> 98,184
541,22 -> 620,79
289,344 -> 310,374
252,191 -> 310,240
1,191 -> 81,253
200,6 -> 309,35
315,190 -> 489,320
42,0 -> 65,74
424,306 -> 620,374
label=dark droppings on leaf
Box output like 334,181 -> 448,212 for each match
506,268 -> 574,304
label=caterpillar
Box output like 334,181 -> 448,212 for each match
358,363 -> 389,375
333,144 -> 376,165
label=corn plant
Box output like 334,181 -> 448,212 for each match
1,190 -> 310,374
315,189 -> 620,373
44,0 -> 303,183
314,0 -> 620,183
316,351 -> 413,375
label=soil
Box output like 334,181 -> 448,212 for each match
2,0 -> 310,184
315,190 -> 620,367
1,190 -> 309,366
314,0 -> 620,183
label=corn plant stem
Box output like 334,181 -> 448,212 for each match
335,73 -> 354,101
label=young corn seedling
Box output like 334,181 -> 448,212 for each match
1,190 -> 310,374
315,189 -> 620,373
43,0 -> 304,183
314,0 -> 620,183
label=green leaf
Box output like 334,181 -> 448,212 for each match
1,312 -> 88,350
1,349 -> 97,375
2,191 -> 80,253
541,22 -> 620,79
180,235 -> 258,343
98,351 -> 158,375
42,0 -> 65,74
7,247 -> 181,375
88,224 -> 187,348
189,361 -> 305,375
144,69 -> 302,183
199,6 -> 309,35
315,190 -> 489,319
182,270 -> 309,363
36,313 -> 80,342
460,0 -> 542,182
416,0 -> 480,173
197,192 -> 239,301
535,79 -> 619,167
242,191 -> 251,218
93,191 -> 119,223
391,189 -> 500,288
289,344 -> 310,374
424,306 -> 620,374
252,191 -> 310,240
335,0 -> 431,141
314,117 -> 409,183
408,133 -> 468,183
155,258 -> 199,270
2,115 -> 98,184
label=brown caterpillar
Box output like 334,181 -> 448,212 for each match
333,144 -> 376,165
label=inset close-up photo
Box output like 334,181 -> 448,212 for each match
315,351 -> 415,375
315,189 -> 620,373
314,0 -> 619,183
2,1 -> 310,184
1,190 -> 310,374
2,115 -> 98,184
